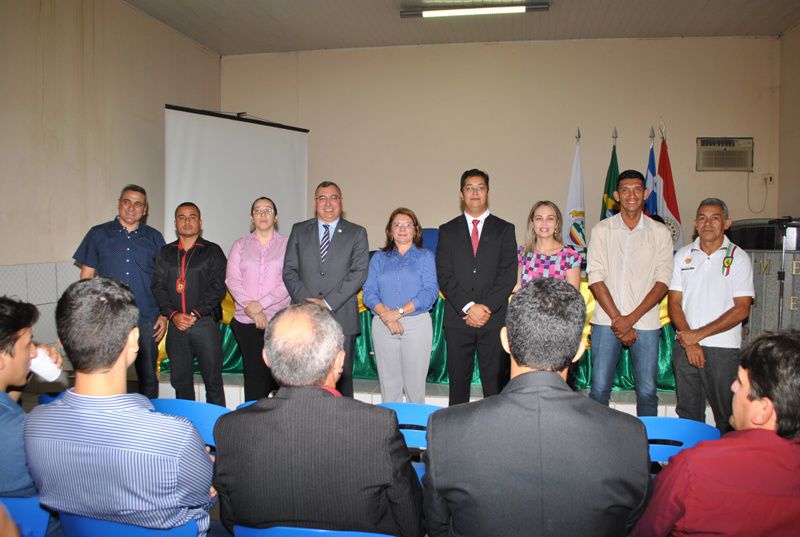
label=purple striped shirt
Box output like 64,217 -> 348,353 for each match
24,390 -> 215,535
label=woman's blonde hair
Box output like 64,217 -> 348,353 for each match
523,200 -> 563,254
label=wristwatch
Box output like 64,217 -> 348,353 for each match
397,307 -> 405,316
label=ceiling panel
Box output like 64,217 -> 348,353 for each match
123,0 -> 800,55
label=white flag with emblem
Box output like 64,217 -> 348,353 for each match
562,141 -> 587,258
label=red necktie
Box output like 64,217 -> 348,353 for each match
471,219 -> 480,256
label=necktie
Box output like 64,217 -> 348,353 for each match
471,219 -> 480,256
320,224 -> 330,263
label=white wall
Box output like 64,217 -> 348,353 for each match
0,0 -> 221,265
222,37 -> 780,248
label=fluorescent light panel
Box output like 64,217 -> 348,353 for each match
400,2 -> 549,19
423,6 -> 525,18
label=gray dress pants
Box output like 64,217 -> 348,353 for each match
371,312 -> 432,404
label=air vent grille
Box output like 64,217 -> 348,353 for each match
696,137 -> 754,172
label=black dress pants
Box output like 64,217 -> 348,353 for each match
230,318 -> 277,402
166,316 -> 226,406
444,324 -> 509,406
134,318 -> 159,399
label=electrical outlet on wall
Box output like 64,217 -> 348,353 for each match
762,173 -> 774,184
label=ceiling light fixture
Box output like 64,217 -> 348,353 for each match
400,2 -> 549,19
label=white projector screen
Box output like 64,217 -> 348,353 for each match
164,105 -> 308,257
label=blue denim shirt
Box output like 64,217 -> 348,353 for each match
73,218 -> 166,323
0,390 -> 37,497
363,245 -> 439,315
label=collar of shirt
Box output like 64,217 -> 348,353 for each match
114,215 -> 140,235
318,218 -> 340,242
611,211 -> 647,232
174,238 -> 208,252
319,386 -> 342,397
463,210 -> 490,235
0,390 -> 23,413
691,235 -> 730,254
246,230 -> 283,249
60,389 -> 154,411
392,244 -> 420,257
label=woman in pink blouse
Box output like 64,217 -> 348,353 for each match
226,197 -> 291,401
514,200 -> 582,291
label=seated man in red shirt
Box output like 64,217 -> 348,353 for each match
631,331 -> 800,536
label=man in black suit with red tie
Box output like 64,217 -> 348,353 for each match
436,169 -> 517,405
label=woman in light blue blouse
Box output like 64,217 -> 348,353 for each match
363,208 -> 439,403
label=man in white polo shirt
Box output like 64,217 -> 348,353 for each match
667,198 -> 754,433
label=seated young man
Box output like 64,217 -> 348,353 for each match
24,278 -> 217,535
0,296 -> 62,537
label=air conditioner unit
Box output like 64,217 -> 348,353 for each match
696,137 -> 754,172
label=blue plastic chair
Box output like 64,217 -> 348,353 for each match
0,496 -> 50,537
638,416 -> 721,463
37,392 -> 65,405
377,402 -> 442,449
421,228 -> 438,253
60,513 -> 198,536
150,398 -> 230,447
236,400 -> 257,410
234,526 -> 390,536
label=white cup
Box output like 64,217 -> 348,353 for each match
29,347 -> 62,382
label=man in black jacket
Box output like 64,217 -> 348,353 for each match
213,303 -> 424,536
436,169 -> 517,405
152,202 -> 227,406
423,278 -> 651,537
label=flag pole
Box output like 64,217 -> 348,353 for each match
612,126 -> 618,145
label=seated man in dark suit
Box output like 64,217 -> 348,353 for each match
423,278 -> 651,537
213,303 -> 424,536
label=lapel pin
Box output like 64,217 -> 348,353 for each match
337,228 -> 342,233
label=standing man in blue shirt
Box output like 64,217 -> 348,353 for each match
74,184 -> 166,398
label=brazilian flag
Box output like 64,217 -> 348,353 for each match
600,144 -> 620,220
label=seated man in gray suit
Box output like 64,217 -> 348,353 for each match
423,278 -> 651,537
213,303 -> 423,536
282,180 -> 369,397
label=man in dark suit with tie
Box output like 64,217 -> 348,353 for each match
213,303 -> 424,536
282,181 -> 369,397
423,278 -> 651,537
436,169 -> 517,405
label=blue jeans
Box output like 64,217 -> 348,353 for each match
589,324 -> 660,416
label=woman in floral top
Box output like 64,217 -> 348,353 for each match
514,200 -> 582,291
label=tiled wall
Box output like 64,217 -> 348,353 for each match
0,262 -> 81,346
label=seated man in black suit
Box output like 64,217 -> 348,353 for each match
213,303 -> 423,536
423,278 -> 651,537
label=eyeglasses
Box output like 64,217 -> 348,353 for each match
463,185 -> 487,194
316,195 -> 341,204
253,208 -> 275,216
392,223 -> 415,230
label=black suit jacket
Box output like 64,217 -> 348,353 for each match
213,387 -> 424,537
423,372 -> 651,537
282,218 -> 369,335
435,214 -> 517,330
